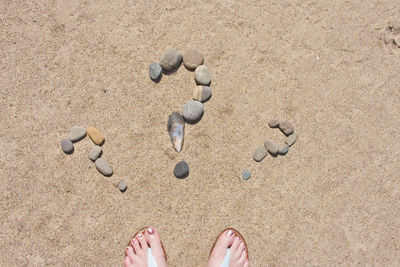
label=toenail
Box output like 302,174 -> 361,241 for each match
138,233 -> 142,237
227,230 -> 233,236
236,236 -> 240,240
132,238 -> 137,243
126,247 -> 130,251
148,228 -> 154,234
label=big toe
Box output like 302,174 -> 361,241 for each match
144,228 -> 167,267
207,229 -> 236,267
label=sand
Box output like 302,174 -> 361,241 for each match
1,1 -> 399,266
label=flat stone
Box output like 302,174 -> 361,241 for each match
268,119 -> 280,128
265,140 -> 279,156
149,62 -> 162,81
89,145 -> 102,161
279,145 -> 289,155
242,170 -> 251,180
279,120 -> 294,135
87,126 -> 105,145
183,50 -> 204,70
160,49 -> 182,72
118,181 -> 127,192
68,126 -> 87,142
286,132 -> 298,146
182,100 -> 204,123
253,146 -> 268,162
195,65 -> 211,85
174,161 -> 189,179
95,158 -> 113,176
61,139 -> 74,154
193,86 -> 212,103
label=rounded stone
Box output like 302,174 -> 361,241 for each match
279,145 -> 289,155
193,86 -> 212,103
286,132 -> 298,146
174,161 -> 189,179
87,126 -> 105,145
264,140 -> 279,156
61,139 -> 74,154
183,50 -> 204,70
279,120 -> 294,135
253,146 -> 268,162
160,49 -> 182,72
68,126 -> 87,142
89,145 -> 102,161
95,158 -> 113,176
118,181 -> 127,192
149,62 -> 162,81
195,65 -> 211,85
242,170 -> 251,180
182,101 -> 204,123
268,119 -> 280,128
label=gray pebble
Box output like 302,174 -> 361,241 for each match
149,62 -> 162,81
268,119 -> 280,128
242,170 -> 251,180
95,158 -> 113,176
61,139 -> 74,154
183,50 -> 204,70
265,140 -> 279,156
160,49 -> 182,72
253,146 -> 268,162
118,181 -> 127,192
174,161 -> 189,179
68,126 -> 87,142
182,100 -> 204,123
193,86 -> 212,103
279,145 -> 289,155
89,145 -> 102,161
286,132 -> 298,146
279,120 -> 294,135
195,65 -> 211,85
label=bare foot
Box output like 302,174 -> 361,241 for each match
207,229 -> 249,267
124,228 -> 168,267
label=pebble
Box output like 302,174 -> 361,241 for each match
89,145 -> 102,161
279,145 -> 289,155
268,119 -> 280,128
195,65 -> 211,85
253,146 -> 268,162
193,86 -> 212,103
286,132 -> 298,146
265,140 -> 279,156
182,100 -> 204,123
149,62 -> 162,81
61,139 -> 74,154
95,158 -> 113,176
118,181 -> 127,192
242,170 -> 251,180
87,126 -> 105,145
167,112 -> 185,152
183,50 -> 204,70
68,126 -> 87,142
174,160 -> 189,179
160,49 -> 182,72
279,120 -> 294,135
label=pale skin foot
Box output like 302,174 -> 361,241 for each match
207,229 -> 249,267
124,228 -> 168,267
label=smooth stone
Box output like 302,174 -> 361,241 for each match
193,86 -> 212,103
68,126 -> 87,142
174,161 -> 189,179
279,120 -> 294,135
89,145 -> 102,161
61,139 -> 74,154
253,146 -> 268,162
95,158 -> 113,176
279,145 -> 289,155
195,65 -> 211,85
118,181 -> 127,192
87,126 -> 105,145
160,49 -> 182,72
242,170 -> 251,180
182,100 -> 204,123
149,62 -> 162,81
268,119 -> 280,128
183,50 -> 204,70
286,132 -> 298,146
265,140 -> 279,156
167,112 -> 185,152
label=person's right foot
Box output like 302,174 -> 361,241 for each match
207,229 -> 249,267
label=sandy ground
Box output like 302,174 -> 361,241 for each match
1,0 -> 400,266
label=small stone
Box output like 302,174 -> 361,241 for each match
160,49 -> 182,72
195,65 -> 211,85
242,170 -> 251,180
149,62 -> 162,81
174,161 -> 189,179
279,120 -> 294,135
118,181 -> 127,192
68,126 -> 87,142
265,140 -> 279,156
89,145 -> 102,161
182,100 -> 204,123
193,86 -> 212,103
183,50 -> 204,70
61,139 -> 74,154
95,158 -> 113,176
87,126 -> 105,145
167,112 -> 185,152
268,119 -> 280,128
279,145 -> 289,155
253,146 -> 268,162
286,133 -> 298,146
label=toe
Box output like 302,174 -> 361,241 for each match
230,236 -> 241,254
137,232 -> 148,250
239,250 -> 247,264
126,246 -> 135,261
207,229 -> 236,267
243,259 -> 249,267
236,242 -> 245,257
124,255 -> 132,267
144,227 -> 167,267
130,238 -> 141,254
